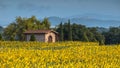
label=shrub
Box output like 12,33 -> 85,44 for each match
29,34 -> 36,41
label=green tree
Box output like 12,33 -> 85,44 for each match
29,34 -> 36,41
0,34 -> 2,41
103,27 -> 120,44
42,18 -> 51,29
86,31 -> 97,42
68,20 -> 72,41
63,23 -> 69,40
71,23 -> 80,41
89,27 -> 105,45
3,16 -> 51,41
60,22 -> 64,41
81,32 -> 89,42
3,23 -> 17,40
71,23 -> 89,42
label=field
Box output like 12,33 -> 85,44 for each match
0,41 -> 120,68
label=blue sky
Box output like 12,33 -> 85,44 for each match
0,0 -> 120,26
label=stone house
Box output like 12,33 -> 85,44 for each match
24,30 -> 59,42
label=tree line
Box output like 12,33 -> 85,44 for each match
56,20 -> 105,45
56,20 -> 120,45
0,16 -> 120,45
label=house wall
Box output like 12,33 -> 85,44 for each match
45,32 -> 56,42
26,34 -> 45,42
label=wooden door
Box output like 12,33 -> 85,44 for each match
48,36 -> 52,42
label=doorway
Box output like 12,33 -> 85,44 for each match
48,36 -> 52,42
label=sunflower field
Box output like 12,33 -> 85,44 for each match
0,41 -> 120,68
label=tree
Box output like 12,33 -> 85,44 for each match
102,27 -> 120,44
86,31 -> 97,42
0,34 -> 2,41
3,23 -> 17,40
29,34 -> 36,41
71,23 -> 89,42
72,23 -> 80,41
68,20 -> 72,41
60,22 -> 64,41
3,16 -> 51,41
81,32 -> 89,42
42,18 -> 51,29
89,27 -> 105,45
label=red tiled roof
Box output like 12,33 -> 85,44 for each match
24,30 -> 58,34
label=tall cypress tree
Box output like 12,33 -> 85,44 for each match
68,20 -> 72,41
60,22 -> 64,41
0,34 -> 2,41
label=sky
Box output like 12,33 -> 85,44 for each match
0,0 -> 120,26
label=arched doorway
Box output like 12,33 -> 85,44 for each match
48,36 -> 52,42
